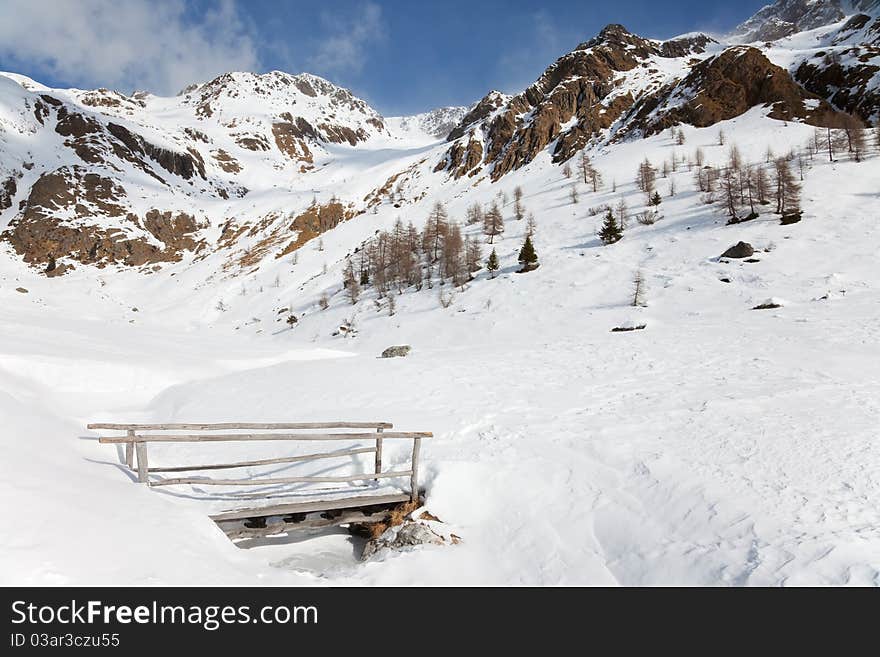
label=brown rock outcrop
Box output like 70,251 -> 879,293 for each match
107,122 -> 206,180
438,24 -> 710,181
1,167 -> 204,273
630,47 -> 846,136
277,201 -> 354,257
272,122 -> 315,163
794,46 -> 880,123
0,176 -> 16,211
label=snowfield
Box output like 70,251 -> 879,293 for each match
1,91 -> 879,585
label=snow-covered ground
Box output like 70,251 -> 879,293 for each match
1,104 -> 879,585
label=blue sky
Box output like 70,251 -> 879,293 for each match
0,0 -> 770,115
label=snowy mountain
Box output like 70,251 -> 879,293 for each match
729,0 -> 878,42
386,106 -> 470,142
2,1 -> 878,278
432,23 -> 854,182
1,1 -> 880,586
0,69 -> 394,275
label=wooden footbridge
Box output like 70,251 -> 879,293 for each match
88,422 -> 432,540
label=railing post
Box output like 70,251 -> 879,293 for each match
135,439 -> 149,483
409,437 -> 421,502
374,427 -> 383,482
125,429 -> 134,469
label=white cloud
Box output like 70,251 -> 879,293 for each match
0,0 -> 261,95
307,1 -> 386,75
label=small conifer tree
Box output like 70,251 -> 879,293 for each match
650,190 -> 662,206
517,236 -> 538,272
486,248 -> 500,278
599,209 -> 622,245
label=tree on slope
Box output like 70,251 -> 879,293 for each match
465,235 -> 482,275
580,152 -> 602,192
636,158 -> 656,197
843,116 -> 866,162
343,259 -> 360,304
632,270 -> 646,307
517,235 -> 539,272
422,201 -> 448,263
599,209 -> 623,245
440,221 -> 465,285
615,197 -> 628,229
483,202 -> 504,243
486,248 -> 500,278
466,201 -> 484,226
720,165 -> 741,221
513,186 -> 526,221
526,211 -> 537,238
753,165 -> 770,206
773,157 -> 801,215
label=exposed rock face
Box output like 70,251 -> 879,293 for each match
106,122 -> 206,180
271,121 -> 314,165
76,88 -> 146,112
54,106 -> 106,164
730,0 -> 848,43
794,38 -> 880,123
182,70 -> 387,145
142,209 -> 201,255
277,201 -> 354,257
1,166 -> 203,273
47,103 -> 206,182
630,47 -> 845,136
212,149 -> 242,173
436,133 -> 483,178
447,91 -> 508,141
727,2 -> 880,123
0,176 -> 16,211
437,25 -> 719,181
316,122 -> 369,146
19,166 -> 128,222
658,34 -> 715,58
0,68 -> 390,276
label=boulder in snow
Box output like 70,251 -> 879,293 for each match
381,345 -> 411,358
611,320 -> 647,332
752,297 -> 784,310
720,242 -> 754,259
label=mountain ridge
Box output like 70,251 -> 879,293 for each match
1,0 -> 877,279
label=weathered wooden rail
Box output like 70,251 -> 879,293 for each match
88,421 -> 432,539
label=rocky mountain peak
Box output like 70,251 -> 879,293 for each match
730,0 -> 878,43
446,91 -> 510,142
575,23 -> 653,53
178,70 -> 385,129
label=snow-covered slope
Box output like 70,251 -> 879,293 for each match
386,106 -> 469,144
1,1 -> 879,586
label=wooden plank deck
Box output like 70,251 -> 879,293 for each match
209,493 -> 413,522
